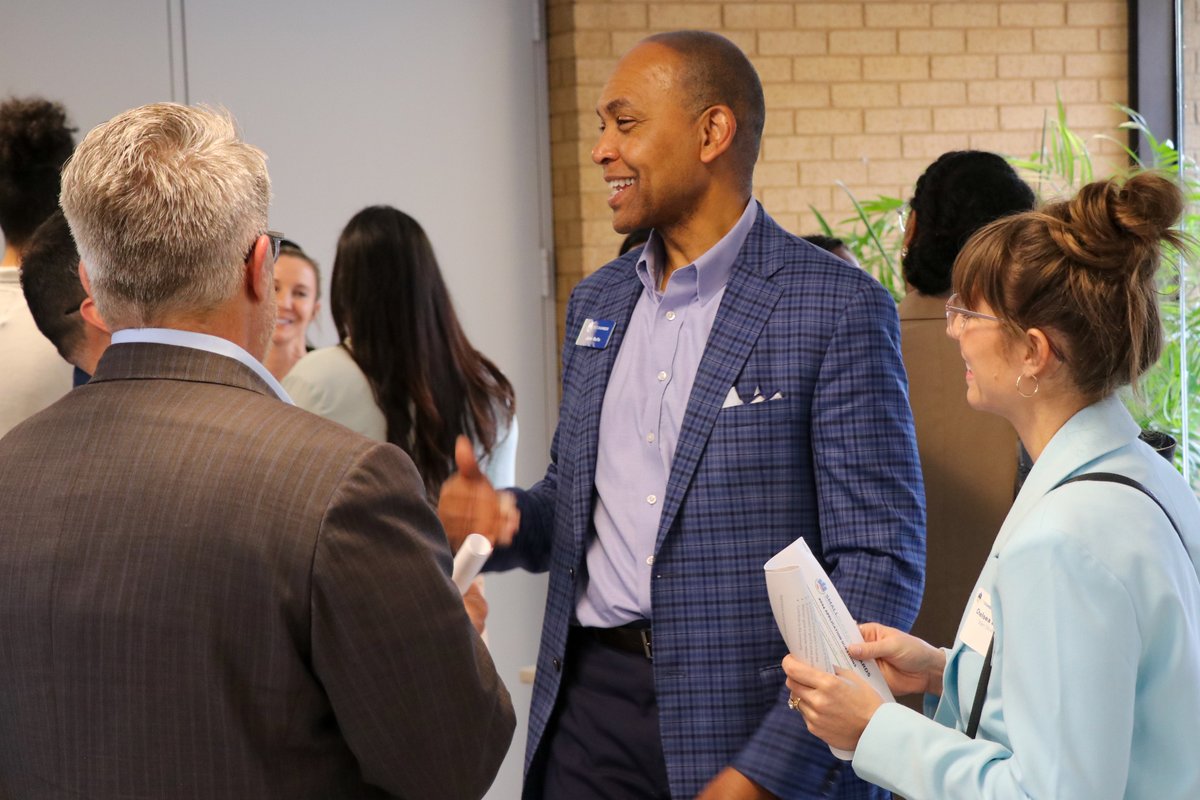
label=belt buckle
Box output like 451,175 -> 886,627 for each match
640,629 -> 652,661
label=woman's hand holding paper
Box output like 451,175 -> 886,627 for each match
849,622 -> 946,698
782,656 -> 883,752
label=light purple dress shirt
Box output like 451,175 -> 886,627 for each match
575,198 -> 758,628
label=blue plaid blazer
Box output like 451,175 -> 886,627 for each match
494,206 -> 925,799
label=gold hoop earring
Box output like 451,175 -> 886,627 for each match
1016,373 -> 1039,398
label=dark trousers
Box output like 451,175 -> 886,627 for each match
536,627 -> 672,799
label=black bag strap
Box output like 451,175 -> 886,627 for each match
1055,472 -> 1188,557
964,636 -> 993,738
964,471 -> 1188,739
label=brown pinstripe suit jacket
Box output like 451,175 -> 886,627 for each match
0,342 -> 514,799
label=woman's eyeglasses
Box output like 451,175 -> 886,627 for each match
945,293 -> 1068,362
944,293 -> 1001,337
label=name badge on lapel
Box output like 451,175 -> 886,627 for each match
575,318 -> 615,349
961,588 -> 994,655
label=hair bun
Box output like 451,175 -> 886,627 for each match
1111,172 -> 1185,242
1045,172 -> 1185,282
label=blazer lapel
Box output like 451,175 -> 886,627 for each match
570,266 -> 644,556
654,219 -> 783,552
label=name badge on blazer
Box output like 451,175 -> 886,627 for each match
961,587 -> 994,655
575,318 -> 615,349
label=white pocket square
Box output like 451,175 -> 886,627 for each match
723,386 -> 785,409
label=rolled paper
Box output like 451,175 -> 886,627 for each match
452,533 -> 494,595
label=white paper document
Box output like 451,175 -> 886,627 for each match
451,533 -> 493,595
764,537 -> 895,760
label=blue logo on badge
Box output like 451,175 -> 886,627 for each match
575,318 -> 615,349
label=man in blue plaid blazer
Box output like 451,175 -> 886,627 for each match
441,31 -> 924,800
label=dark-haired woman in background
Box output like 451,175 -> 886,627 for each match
284,206 -> 517,496
899,151 -> 1036,663
784,173 -> 1200,798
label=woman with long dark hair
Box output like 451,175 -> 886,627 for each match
284,206 -> 517,497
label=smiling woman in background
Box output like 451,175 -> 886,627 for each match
264,239 -> 321,381
783,172 -> 1200,799
284,206 -> 517,497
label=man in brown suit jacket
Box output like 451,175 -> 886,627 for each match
0,103 -> 514,799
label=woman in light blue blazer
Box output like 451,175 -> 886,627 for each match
783,172 -> 1200,799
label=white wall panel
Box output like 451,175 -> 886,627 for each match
0,0 -> 176,121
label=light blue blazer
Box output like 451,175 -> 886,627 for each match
854,394 -> 1200,799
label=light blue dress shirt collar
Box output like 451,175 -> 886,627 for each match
110,328 -> 292,404
634,198 -> 758,304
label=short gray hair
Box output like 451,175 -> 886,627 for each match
60,103 -> 269,328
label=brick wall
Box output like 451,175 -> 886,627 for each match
547,0 -> 1130,336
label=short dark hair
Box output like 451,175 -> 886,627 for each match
904,150 -> 1035,296
644,31 -> 765,188
0,97 -> 76,248
802,234 -> 845,253
20,209 -> 85,362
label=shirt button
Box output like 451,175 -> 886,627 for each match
665,311 -> 677,321
645,555 -> 655,566
552,658 -> 562,672
646,494 -> 657,505
657,370 -> 668,382
646,432 -> 656,443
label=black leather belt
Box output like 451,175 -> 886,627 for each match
576,623 -> 653,660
